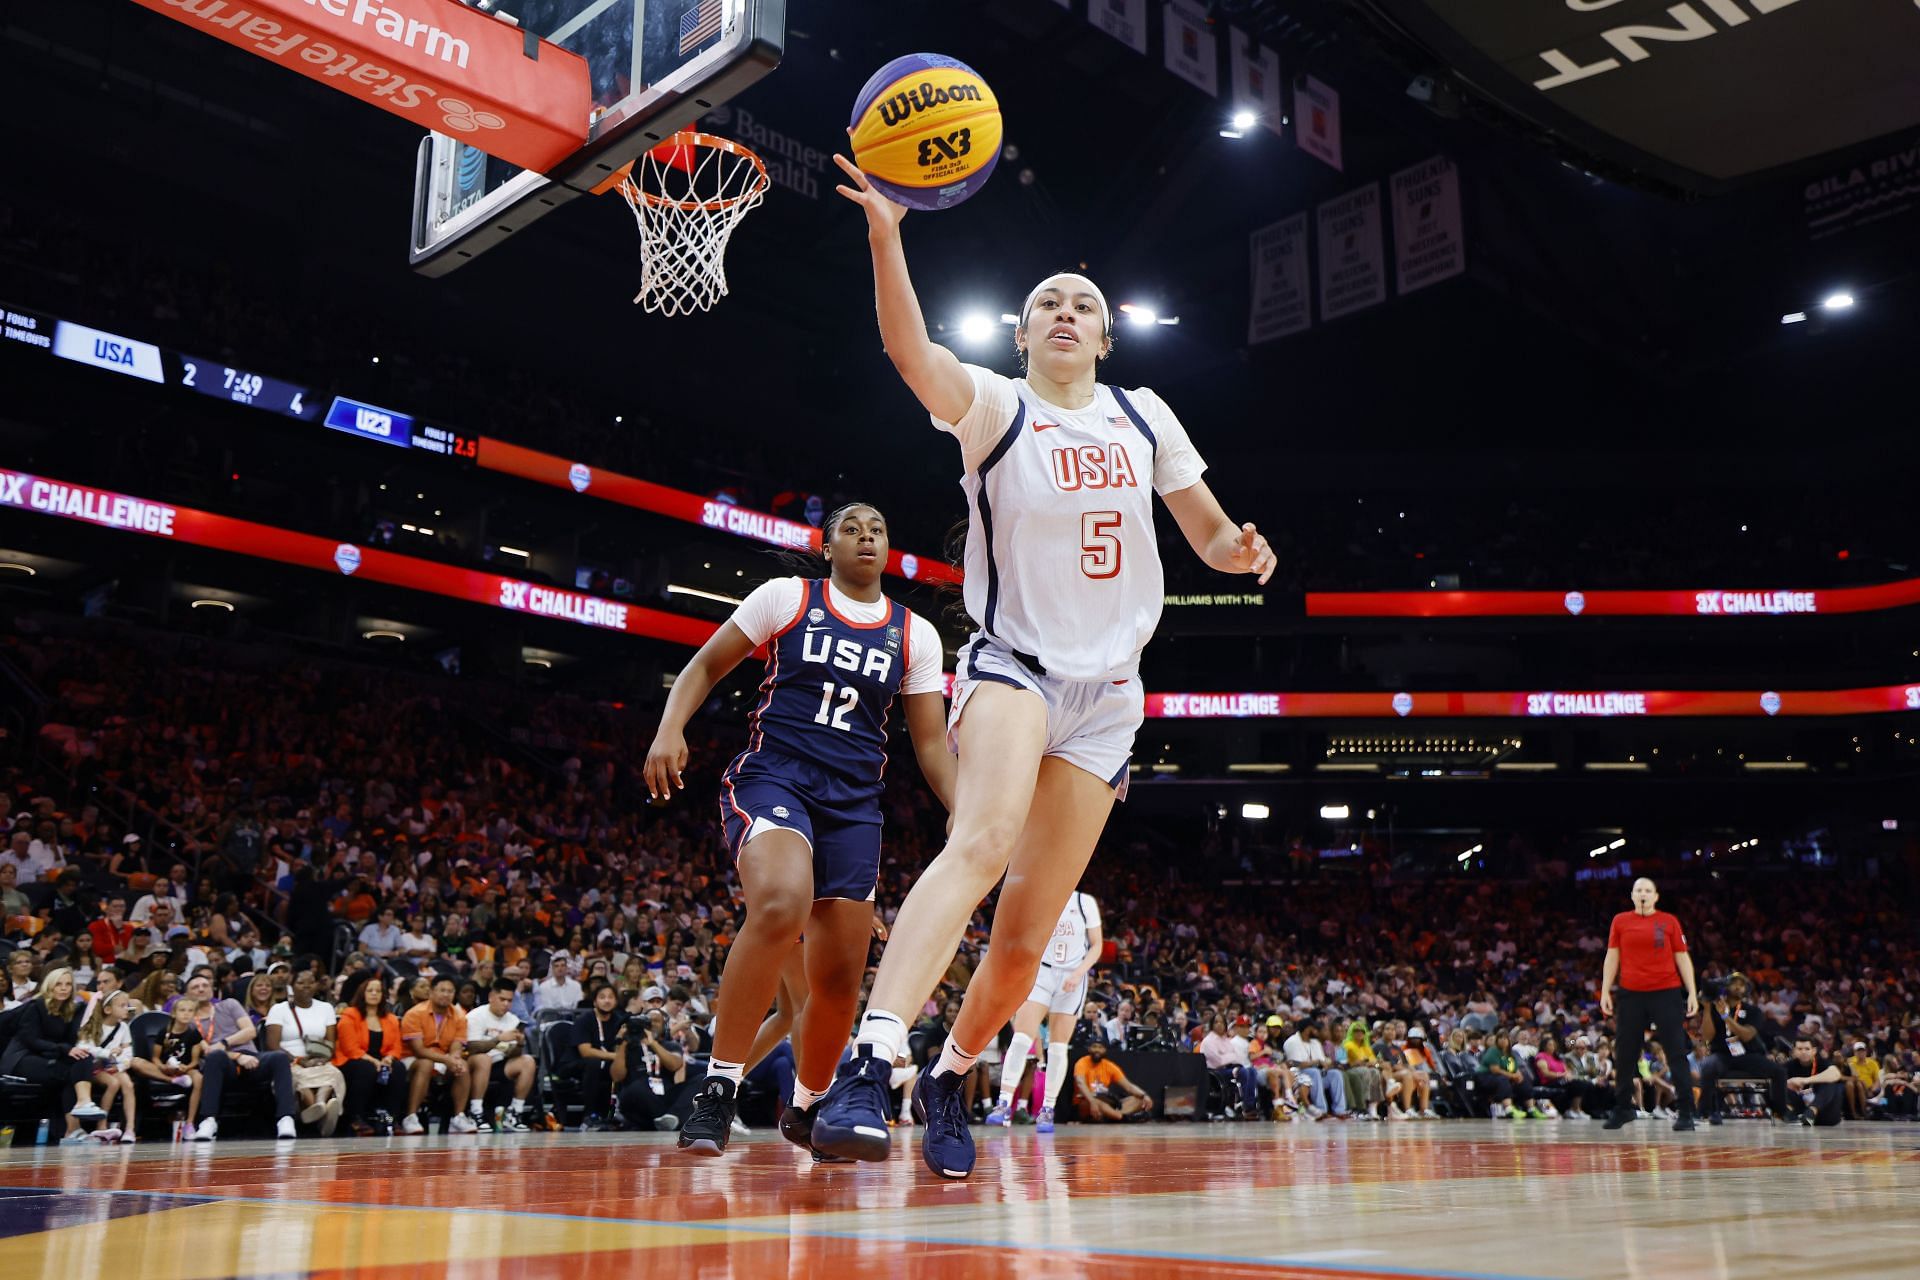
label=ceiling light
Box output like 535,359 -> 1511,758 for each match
190,599 -> 234,612
998,313 -> 1020,326
957,313 -> 996,344
1780,311 -> 1806,325
1241,802 -> 1270,820
1218,128 -> 1245,139
361,629 -> 406,642
524,658 -> 552,669
667,584 -> 745,605
1319,804 -> 1350,820
496,545 -> 530,558
1118,303 -> 1159,326
0,562 -> 36,576
1230,109 -> 1257,130
1821,291 -> 1854,311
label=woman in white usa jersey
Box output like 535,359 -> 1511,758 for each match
813,151 -> 1275,1179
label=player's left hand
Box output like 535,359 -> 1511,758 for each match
1062,972 -> 1081,992
1224,522 -> 1276,585
1685,991 -> 1699,1018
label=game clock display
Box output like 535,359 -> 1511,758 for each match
177,353 -> 319,420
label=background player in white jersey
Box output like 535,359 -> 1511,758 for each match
813,155 -> 1274,1179
986,888 -> 1101,1131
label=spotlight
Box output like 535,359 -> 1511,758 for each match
1230,109 -> 1257,131
1319,804 -> 1350,820
1241,802 -> 1270,820
1218,129 -> 1245,140
1780,311 -> 1806,325
190,599 -> 235,612
1821,291 -> 1854,311
957,313 -> 996,344
1117,302 -> 1160,327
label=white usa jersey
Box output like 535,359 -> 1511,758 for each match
1046,892 -> 1102,968
935,366 -> 1207,680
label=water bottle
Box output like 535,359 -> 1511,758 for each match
36,1118 -> 51,1146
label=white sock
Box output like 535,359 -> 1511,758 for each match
707,1058 -> 745,1087
469,1099 -> 484,1115
855,1010 -> 909,1065
510,1098 -> 526,1113
935,1037 -> 982,1081
1045,1040 -> 1069,1106
791,1081 -> 828,1111
998,1033 -> 1034,1104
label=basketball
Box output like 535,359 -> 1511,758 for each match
849,53 -> 1002,211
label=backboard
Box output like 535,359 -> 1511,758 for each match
410,0 -> 784,275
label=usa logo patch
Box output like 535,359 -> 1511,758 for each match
808,608 -> 825,624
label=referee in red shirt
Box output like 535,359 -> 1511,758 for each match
1599,877 -> 1698,1131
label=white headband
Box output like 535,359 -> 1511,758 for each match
1020,273 -> 1109,338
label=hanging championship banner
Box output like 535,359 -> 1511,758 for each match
1248,212 -> 1311,342
1162,1 -> 1218,97
1316,184 -> 1386,320
1229,28 -> 1283,136
1390,156 -> 1466,295
1089,0 -> 1149,55
1297,74 -> 1342,171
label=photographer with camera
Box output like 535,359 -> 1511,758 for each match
615,1004 -> 686,1131
1697,973 -> 1789,1123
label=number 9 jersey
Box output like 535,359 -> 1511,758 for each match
937,365 -> 1208,682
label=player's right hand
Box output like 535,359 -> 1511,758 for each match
832,151 -> 909,235
643,730 -> 688,801
1600,989 -> 1614,1017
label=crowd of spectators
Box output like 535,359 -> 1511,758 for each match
3,611 -> 1917,1144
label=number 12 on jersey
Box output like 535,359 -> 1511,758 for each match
814,682 -> 860,731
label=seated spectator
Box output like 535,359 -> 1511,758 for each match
70,987 -> 137,1141
179,970 -> 298,1141
1476,1030 -> 1543,1119
1199,1014 -> 1260,1119
464,978 -> 536,1132
130,993 -> 208,1122
1072,1040 -> 1153,1122
564,981 -> 625,1128
0,967 -> 83,1121
334,975 -> 408,1135
88,896 -> 139,965
0,862 -> 30,930
401,974 -> 476,1134
5,948 -> 38,1006
358,908 -> 404,961
130,864 -> 189,923
1339,1020 -> 1386,1120
1785,1037 -> 1846,1127
1389,1024 -> 1437,1119
1283,1020 -> 1347,1119
265,970 -> 345,1136
1103,998 -> 1137,1048
536,955 -> 583,1014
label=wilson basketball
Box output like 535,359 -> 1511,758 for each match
849,53 -> 1002,211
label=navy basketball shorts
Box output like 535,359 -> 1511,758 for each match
719,748 -> 883,902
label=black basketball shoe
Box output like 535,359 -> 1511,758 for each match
678,1076 -> 739,1157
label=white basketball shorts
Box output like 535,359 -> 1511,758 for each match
950,635 -> 1143,798
1024,961 -> 1089,1017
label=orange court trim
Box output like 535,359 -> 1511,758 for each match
128,0 -> 591,174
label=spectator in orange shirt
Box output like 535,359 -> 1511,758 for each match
1073,1040 -> 1153,1123
400,975 -> 475,1135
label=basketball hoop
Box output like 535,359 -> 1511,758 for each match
600,131 -> 769,315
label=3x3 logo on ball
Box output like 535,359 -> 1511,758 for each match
917,128 -> 973,169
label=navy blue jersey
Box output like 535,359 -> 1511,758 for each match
731,578 -> 912,800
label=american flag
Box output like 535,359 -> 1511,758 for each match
679,0 -> 723,54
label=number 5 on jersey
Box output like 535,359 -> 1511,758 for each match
814,682 -> 860,731
1082,510 -> 1122,579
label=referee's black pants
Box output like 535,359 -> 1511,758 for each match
1612,986 -> 1694,1119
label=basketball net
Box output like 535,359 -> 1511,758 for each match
611,131 -> 769,315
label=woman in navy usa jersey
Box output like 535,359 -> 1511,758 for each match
643,503 -> 954,1156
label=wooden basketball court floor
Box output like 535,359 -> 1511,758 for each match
1,1122 -> 1914,1279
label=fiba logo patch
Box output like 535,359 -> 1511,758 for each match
772,806 -> 789,819
1564,591 -> 1586,616
440,100 -> 505,134
808,608 -> 825,624
333,544 -> 362,576
885,625 -> 902,651
900,553 -> 919,579
1760,690 -> 1782,716
1391,692 -> 1413,717
568,462 -> 592,493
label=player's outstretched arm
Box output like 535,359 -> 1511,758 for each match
833,153 -> 975,424
1161,480 -> 1276,585
643,621 -> 756,800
